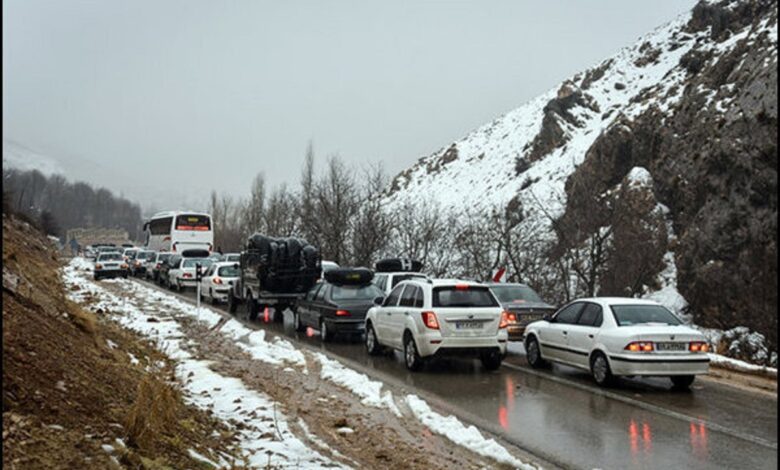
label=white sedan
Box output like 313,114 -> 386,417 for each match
199,261 -> 240,304
524,298 -> 710,389
364,279 -> 509,371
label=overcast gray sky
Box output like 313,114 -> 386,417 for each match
3,0 -> 695,212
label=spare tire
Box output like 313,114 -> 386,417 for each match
324,268 -> 374,285
375,258 -> 423,273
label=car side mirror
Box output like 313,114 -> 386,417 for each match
233,263 -> 239,269
543,313 -> 553,322
374,296 -> 385,306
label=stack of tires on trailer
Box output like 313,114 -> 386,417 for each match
228,233 -> 322,321
243,234 -> 321,294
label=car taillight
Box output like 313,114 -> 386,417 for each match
155,263 -> 161,269
421,311 -> 439,329
625,341 -> 654,352
213,277 -> 222,285
689,341 -> 709,352
183,273 -> 192,278
455,284 -> 470,291
336,309 -> 350,317
499,311 -> 511,329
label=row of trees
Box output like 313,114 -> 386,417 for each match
209,144 -> 669,307
2,168 -> 143,238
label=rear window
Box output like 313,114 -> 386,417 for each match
432,286 -> 498,308
137,251 -> 155,260
98,253 -> 122,261
331,284 -> 383,302
175,214 -> 211,231
490,285 -> 544,304
225,254 -> 240,262
182,258 -> 213,268
611,305 -> 682,327
390,273 -> 427,288
218,266 -> 239,277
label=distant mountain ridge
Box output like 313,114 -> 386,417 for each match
385,0 -> 778,350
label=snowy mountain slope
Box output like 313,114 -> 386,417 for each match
2,140 -> 64,177
385,0 -> 778,356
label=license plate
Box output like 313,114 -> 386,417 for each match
656,342 -> 687,352
455,321 -> 482,330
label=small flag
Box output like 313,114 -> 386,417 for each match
492,267 -> 507,283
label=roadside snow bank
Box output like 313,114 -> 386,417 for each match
314,353 -> 401,417
63,259 -> 341,469
405,395 -> 536,470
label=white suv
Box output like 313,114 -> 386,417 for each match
364,279 -> 509,371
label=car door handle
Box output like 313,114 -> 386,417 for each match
588,334 -> 594,339
562,331 -> 568,335
404,311 -> 409,316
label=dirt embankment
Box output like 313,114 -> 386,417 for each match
2,214 -> 241,469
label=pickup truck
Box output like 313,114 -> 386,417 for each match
227,234 -> 321,321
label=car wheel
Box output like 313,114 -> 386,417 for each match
480,351 -> 503,371
590,351 -> 615,387
227,291 -> 238,314
320,319 -> 333,342
210,289 -> 218,305
365,324 -> 382,356
403,333 -> 423,372
94,274 -> 100,281
670,375 -> 695,390
525,336 -> 548,368
293,311 -> 305,332
122,272 -> 128,279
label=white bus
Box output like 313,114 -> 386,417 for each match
143,211 -> 214,254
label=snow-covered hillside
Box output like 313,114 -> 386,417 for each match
386,1 -> 774,219
2,140 -> 64,176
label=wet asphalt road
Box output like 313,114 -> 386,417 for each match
139,280 -> 777,470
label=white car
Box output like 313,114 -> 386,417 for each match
167,257 -> 213,291
222,253 -> 241,263
199,261 -> 240,304
364,279 -> 509,371
372,271 -> 430,296
523,298 -> 710,389
122,247 -> 140,263
94,252 -> 129,280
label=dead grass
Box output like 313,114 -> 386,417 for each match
125,375 -> 180,450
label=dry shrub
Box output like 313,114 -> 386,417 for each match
125,374 -> 180,449
65,300 -> 98,336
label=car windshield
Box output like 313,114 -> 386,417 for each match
98,253 -> 122,261
390,273 -> 427,288
490,285 -> 544,304
217,266 -> 239,277
611,305 -> 682,326
137,251 -> 154,260
183,258 -> 213,269
432,286 -> 498,308
330,284 -> 382,301
225,254 -> 240,262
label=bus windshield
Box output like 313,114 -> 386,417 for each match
175,214 -> 211,231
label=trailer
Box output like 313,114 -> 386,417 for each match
226,234 -> 321,321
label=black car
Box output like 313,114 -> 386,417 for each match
293,268 -> 382,342
485,282 -> 556,341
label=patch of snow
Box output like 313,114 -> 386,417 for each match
625,166 -> 653,187
62,258 -> 343,469
708,354 -> 778,376
106,339 -> 118,350
405,395 -> 535,469
187,448 -> 222,468
314,353 -> 401,417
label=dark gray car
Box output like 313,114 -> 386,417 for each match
485,282 -> 556,341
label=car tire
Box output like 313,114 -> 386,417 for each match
122,273 -> 128,279
590,351 -> 615,387
94,274 -> 101,281
210,289 -> 218,305
246,293 -> 259,321
365,324 -> 382,356
480,351 -> 503,371
227,290 -> 238,314
293,311 -> 305,332
525,335 -> 549,369
670,375 -> 696,390
320,319 -> 333,342
403,333 -> 423,372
